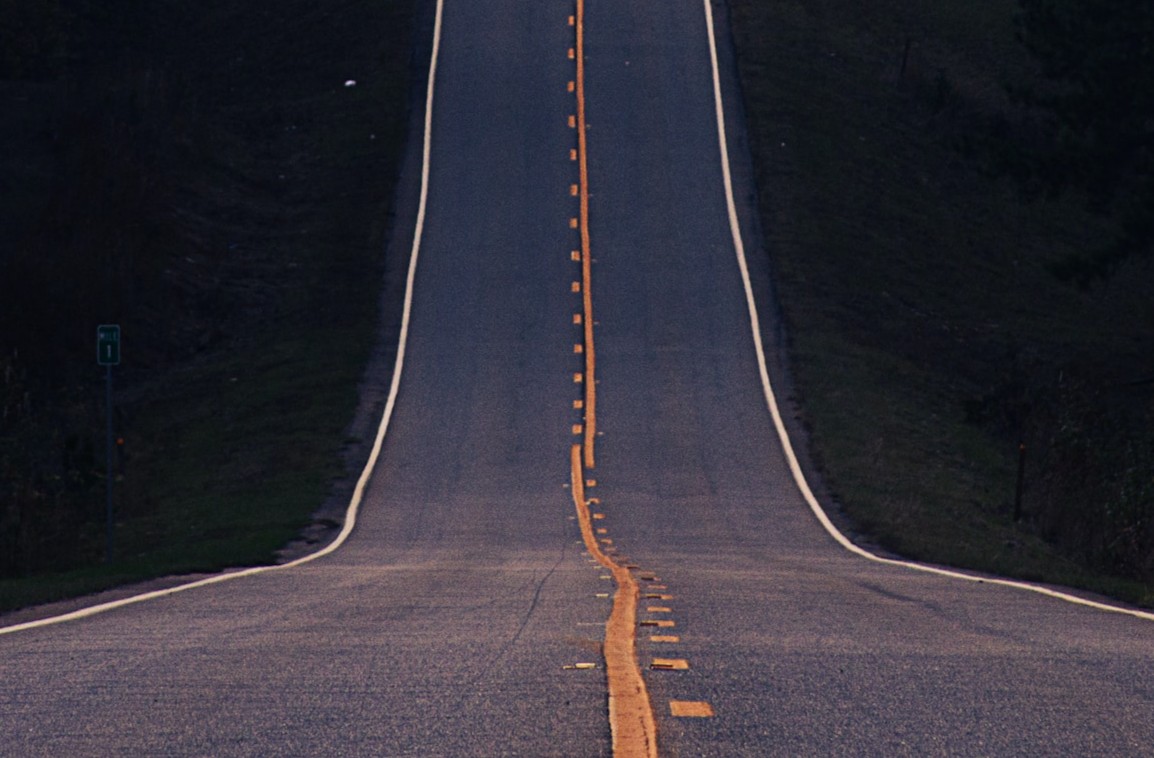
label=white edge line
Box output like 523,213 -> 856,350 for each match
0,0 -> 447,638
700,0 -> 1154,623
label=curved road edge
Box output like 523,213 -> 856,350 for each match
702,0 -> 1154,624
0,0 -> 448,639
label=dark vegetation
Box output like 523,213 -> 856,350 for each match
729,0 -> 1153,602
1,0 -> 1150,614
1011,0 -> 1154,284
1,0 -> 416,610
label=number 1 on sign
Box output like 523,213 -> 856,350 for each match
97,325 -> 120,366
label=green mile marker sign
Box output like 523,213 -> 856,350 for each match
97,324 -> 121,366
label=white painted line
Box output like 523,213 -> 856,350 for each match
700,0 -> 1154,623
0,0 -> 448,638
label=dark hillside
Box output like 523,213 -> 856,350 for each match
4,0 -> 1150,613
729,0 -> 1154,602
0,0 -> 417,607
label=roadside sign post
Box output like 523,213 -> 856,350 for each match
97,325 -> 120,563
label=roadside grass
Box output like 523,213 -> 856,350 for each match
0,0 -> 417,614
728,0 -> 1154,604
0,322 -> 365,612
5,0 -> 1149,619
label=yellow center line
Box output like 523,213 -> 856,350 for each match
575,0 -> 597,470
571,445 -> 657,758
570,5 -> 656,754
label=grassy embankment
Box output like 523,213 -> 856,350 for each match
5,0 -> 1150,616
0,1 -> 418,613
729,0 -> 1153,603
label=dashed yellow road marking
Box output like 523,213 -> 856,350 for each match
670,701 -> 714,718
565,7 -> 649,755
650,635 -> 680,643
651,659 -> 689,671
572,281 -> 581,292
574,1 -> 597,471
571,445 -> 656,758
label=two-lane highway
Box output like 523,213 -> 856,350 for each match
4,1 -> 1154,756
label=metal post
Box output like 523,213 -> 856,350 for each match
105,363 -> 114,563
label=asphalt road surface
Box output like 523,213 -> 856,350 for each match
4,1 -> 1154,756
